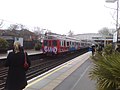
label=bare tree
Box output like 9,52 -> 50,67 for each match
33,27 -> 45,42
68,30 -> 74,36
98,27 -> 115,36
19,24 -> 26,30
33,27 -> 42,35
8,24 -> 19,30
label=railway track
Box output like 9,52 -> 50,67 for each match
0,48 -> 88,90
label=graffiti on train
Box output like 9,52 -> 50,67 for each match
44,46 -> 57,53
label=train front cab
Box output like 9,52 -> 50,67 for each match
42,40 -> 60,56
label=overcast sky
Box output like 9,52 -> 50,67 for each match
0,0 -> 118,34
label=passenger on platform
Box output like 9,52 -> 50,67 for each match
5,41 -> 31,90
91,44 -> 96,56
116,45 -> 120,52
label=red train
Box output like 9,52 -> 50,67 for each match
42,32 -> 91,55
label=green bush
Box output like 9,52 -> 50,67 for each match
103,44 -> 113,55
89,44 -> 120,90
0,38 -> 8,53
34,43 -> 42,50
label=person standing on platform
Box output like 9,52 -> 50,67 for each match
5,42 -> 31,90
116,45 -> 120,52
91,44 -> 96,56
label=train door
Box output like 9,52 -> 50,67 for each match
52,40 -> 58,54
78,42 -> 80,49
60,40 -> 64,53
47,40 -> 52,52
66,41 -> 69,51
64,40 -> 66,52
42,40 -> 48,53
69,41 -> 72,51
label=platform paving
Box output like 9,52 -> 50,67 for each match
24,52 -> 96,90
54,59 -> 96,90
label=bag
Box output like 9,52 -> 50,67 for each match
24,52 -> 29,71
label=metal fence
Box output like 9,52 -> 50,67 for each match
6,40 -> 37,50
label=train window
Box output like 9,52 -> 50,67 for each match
64,40 -> 66,46
62,41 -> 64,46
81,43 -> 85,47
67,42 -> 69,46
60,41 -> 61,46
70,41 -> 71,45
72,42 -> 74,46
53,40 -> 57,46
43,40 -> 48,46
76,42 -> 79,46
60,41 -> 62,46
60,41 -> 63,46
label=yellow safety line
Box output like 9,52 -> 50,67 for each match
26,64 -> 66,88
25,53 -> 87,89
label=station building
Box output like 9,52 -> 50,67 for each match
72,33 -> 113,46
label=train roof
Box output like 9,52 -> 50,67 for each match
44,33 -> 81,42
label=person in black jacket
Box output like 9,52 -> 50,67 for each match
116,45 -> 120,52
91,45 -> 96,56
5,42 -> 31,90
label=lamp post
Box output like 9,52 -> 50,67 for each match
106,0 -> 119,49
116,0 -> 119,44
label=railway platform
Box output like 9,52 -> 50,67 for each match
24,51 -> 96,90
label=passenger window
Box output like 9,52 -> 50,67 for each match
60,41 -> 63,46
70,41 -> 71,46
67,42 -> 69,46
64,41 -> 66,46
72,42 -> 74,46
43,40 -> 48,46
53,40 -> 57,46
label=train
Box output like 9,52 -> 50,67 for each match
42,32 -> 92,56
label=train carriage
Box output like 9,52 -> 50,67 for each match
42,32 -> 91,56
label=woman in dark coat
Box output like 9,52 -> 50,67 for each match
5,42 -> 31,90
91,45 -> 95,56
